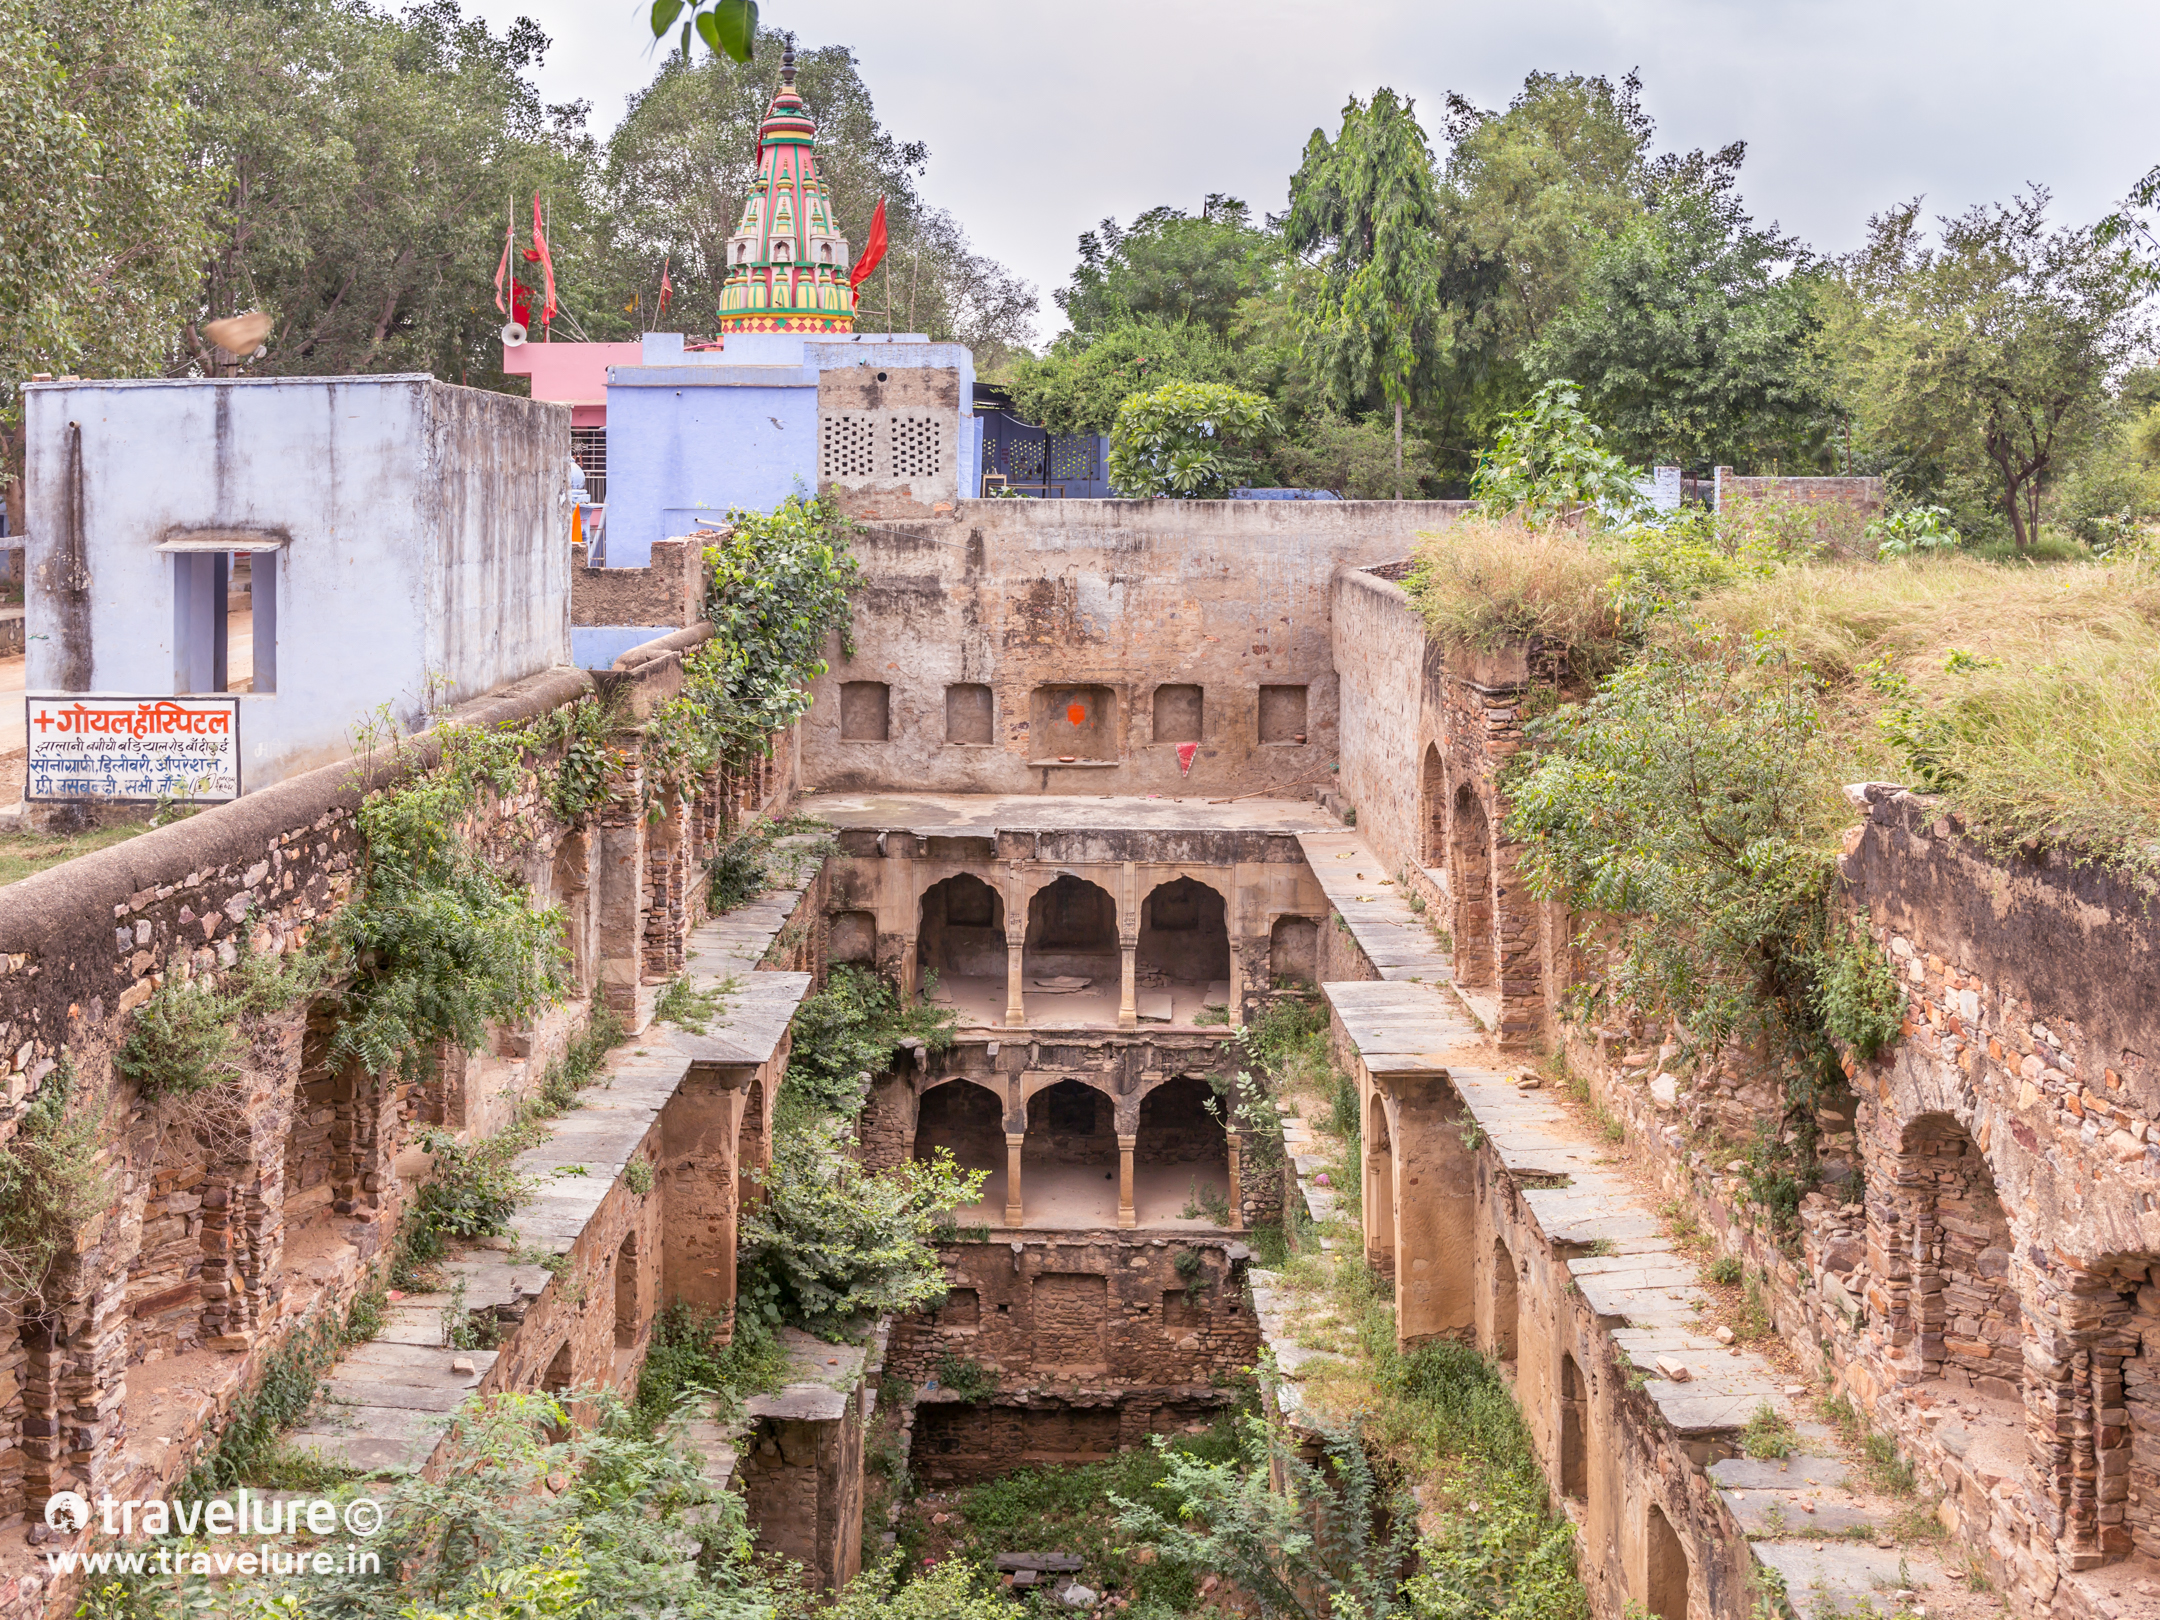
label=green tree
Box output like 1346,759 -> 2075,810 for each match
0,0 -> 207,527
1471,381 -> 1644,526
1286,87 -> 1449,495
1002,320 -> 1241,436
1057,195 -> 1279,338
1270,411 -> 1439,498
739,1118 -> 984,1333
1422,71 -> 1757,484
1107,380 -> 1277,498
1823,190 -> 2152,549
1531,194 -> 1826,470
181,0 -> 608,387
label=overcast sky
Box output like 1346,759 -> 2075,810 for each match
468,0 -> 2160,340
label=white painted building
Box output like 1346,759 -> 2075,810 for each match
20,375 -> 572,792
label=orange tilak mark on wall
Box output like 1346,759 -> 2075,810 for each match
1066,704 -> 1087,726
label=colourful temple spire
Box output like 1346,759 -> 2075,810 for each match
716,45 -> 856,334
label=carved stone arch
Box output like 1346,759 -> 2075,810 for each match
1017,1069 -> 1120,1113
1420,743 -> 1447,868
912,1076 -> 1006,1173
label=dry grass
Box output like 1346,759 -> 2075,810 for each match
1670,555 -> 2160,866
1404,519 -> 1623,674
1408,507 -> 2160,870
0,819 -> 152,889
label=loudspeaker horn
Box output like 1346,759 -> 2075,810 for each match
501,322 -> 528,347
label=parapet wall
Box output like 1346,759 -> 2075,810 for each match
802,499 -> 1467,799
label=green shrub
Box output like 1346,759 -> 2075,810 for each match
932,1352 -> 997,1403
115,975 -> 238,1097
1741,1402 -> 1798,1460
633,1300 -> 788,1428
738,1120 -> 984,1335
116,945 -> 330,1100
1108,380 -> 1277,498
0,1060 -> 109,1297
783,964 -> 955,1119
1470,379 -> 1645,528
184,1312 -> 345,1492
1708,1254 -> 1744,1286
332,729 -> 569,1082
1816,925 -> 1905,1060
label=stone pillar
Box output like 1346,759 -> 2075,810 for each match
1004,1132 -> 1025,1227
1117,1134 -> 1136,1229
1389,1069 -> 1477,1348
1003,936 -> 1026,1027
1226,877 -> 1245,1027
1117,862 -> 1138,1029
899,934 -> 919,1004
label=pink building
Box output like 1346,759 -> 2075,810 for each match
502,338 -> 642,499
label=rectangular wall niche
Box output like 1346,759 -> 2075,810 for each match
1152,684 -> 1202,744
1258,684 -> 1308,744
946,682 -> 994,745
1029,684 -> 1116,761
840,681 -> 890,741
827,910 -> 877,963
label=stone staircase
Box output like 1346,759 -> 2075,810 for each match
291,877 -> 816,1476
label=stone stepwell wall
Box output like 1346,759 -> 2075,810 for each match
0,640 -> 804,1620
802,499 -> 1466,801
1258,824 -> 1970,1620
1564,789 -> 2160,1619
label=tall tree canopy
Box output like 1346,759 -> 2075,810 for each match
184,0 -> 601,386
1056,196 -> 1278,339
1285,87 -> 1449,492
1530,192 -> 1826,469
1,0 -> 205,522
1822,190 -> 2152,549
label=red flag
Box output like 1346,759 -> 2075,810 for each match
530,192 -> 557,324
1176,742 -> 1198,775
658,256 -> 673,315
493,214 -> 514,314
849,196 -> 889,291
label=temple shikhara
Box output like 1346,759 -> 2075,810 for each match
717,48 -> 857,334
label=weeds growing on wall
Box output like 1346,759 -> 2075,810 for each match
183,1312 -> 347,1494
1267,1248 -> 1591,1620
782,964 -> 957,1120
653,973 -> 735,1035
0,1059 -> 109,1299
116,943 -> 331,1101
332,725 -> 570,1083
390,1009 -> 624,1289
697,494 -> 861,750
631,1300 -> 789,1429
706,812 -> 838,913
931,1351 -> 997,1403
